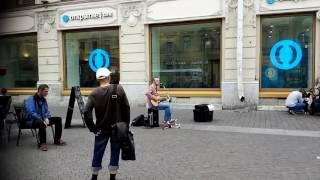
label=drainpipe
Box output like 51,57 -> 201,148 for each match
237,0 -> 245,102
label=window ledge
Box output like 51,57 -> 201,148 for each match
158,90 -> 221,97
8,89 -> 37,95
259,91 -> 290,98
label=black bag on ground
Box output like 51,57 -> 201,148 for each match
193,104 -> 213,122
131,114 -> 145,126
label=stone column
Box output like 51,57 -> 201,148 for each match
37,10 -> 62,99
119,1 -> 148,105
221,0 -> 259,109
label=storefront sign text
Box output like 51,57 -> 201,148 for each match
62,12 -> 113,23
266,0 -> 302,4
59,7 -> 117,29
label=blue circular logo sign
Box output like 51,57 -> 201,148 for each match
266,0 -> 275,4
269,40 -> 302,70
63,15 -> 69,23
88,49 -> 110,72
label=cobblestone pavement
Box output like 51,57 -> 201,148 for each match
48,105 -> 320,131
1,105 -> 320,180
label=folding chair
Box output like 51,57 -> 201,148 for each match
0,96 -> 12,130
14,105 -> 55,146
0,96 -> 14,141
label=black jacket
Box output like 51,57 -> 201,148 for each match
84,84 -> 130,134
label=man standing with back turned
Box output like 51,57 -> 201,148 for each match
84,67 -> 130,180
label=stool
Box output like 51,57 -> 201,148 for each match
145,108 -> 159,127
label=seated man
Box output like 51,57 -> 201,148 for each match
24,84 -> 66,151
145,78 -> 175,127
285,89 -> 307,115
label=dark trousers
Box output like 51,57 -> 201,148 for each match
32,117 -> 62,144
92,134 -> 121,172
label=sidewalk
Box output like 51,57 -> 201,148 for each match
1,105 -> 320,180
49,105 -> 320,132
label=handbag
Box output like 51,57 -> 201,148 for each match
110,84 -> 129,142
121,130 -> 136,161
109,84 -> 135,160
111,121 -> 128,142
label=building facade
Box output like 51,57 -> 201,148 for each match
0,0 -> 319,109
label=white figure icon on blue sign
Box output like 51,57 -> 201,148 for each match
269,40 -> 302,70
266,0 -> 275,4
89,49 -> 110,72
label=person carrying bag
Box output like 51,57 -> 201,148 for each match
84,68 -> 131,180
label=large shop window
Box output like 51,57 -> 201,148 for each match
261,15 -> 313,89
151,21 -> 221,89
64,29 -> 119,88
0,34 -> 38,88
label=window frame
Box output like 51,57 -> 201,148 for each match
149,19 -> 222,97
0,32 -> 38,94
62,26 -> 120,94
259,12 -> 316,97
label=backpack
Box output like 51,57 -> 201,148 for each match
131,114 -> 145,126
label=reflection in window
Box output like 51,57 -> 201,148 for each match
0,34 -> 38,88
151,22 -> 221,88
64,29 -> 119,88
261,15 -> 313,89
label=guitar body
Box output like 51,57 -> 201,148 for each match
151,96 -> 167,107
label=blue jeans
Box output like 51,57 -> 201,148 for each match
157,102 -> 172,122
289,103 -> 305,112
92,134 -> 121,173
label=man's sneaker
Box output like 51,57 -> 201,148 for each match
288,110 -> 296,115
39,143 -> 48,151
54,139 -> 66,145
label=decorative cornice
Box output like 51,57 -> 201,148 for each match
228,0 -> 238,9
244,0 -> 254,8
244,0 -> 256,28
225,0 -> 256,29
121,1 -> 143,27
38,11 -> 56,33
225,0 -> 238,29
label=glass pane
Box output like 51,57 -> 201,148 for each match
64,29 -> 119,88
151,22 -> 221,88
261,15 -> 313,89
0,34 -> 38,88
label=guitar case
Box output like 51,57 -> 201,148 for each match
144,108 -> 159,127
193,104 -> 213,122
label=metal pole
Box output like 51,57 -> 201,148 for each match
237,0 -> 245,101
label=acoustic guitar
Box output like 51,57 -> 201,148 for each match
151,96 -> 171,107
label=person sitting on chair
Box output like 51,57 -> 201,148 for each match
24,84 -> 66,151
285,88 -> 307,115
0,88 -> 8,96
145,78 -> 175,127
